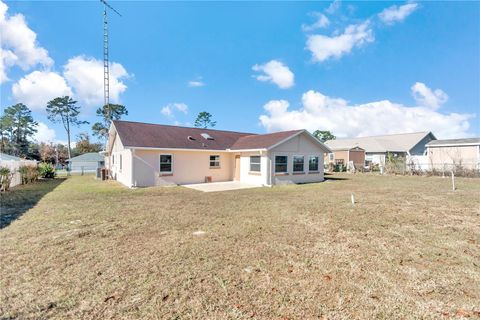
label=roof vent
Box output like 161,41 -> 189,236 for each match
187,136 -> 196,141
201,133 -> 214,140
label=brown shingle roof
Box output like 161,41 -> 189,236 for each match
113,120 -> 253,150
112,121 -> 306,151
230,130 -> 304,150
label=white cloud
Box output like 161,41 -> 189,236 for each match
306,21 -> 374,62
411,82 -> 448,110
188,80 -> 205,87
302,12 -> 330,32
0,0 -> 53,83
161,105 -> 172,117
379,3 -> 418,25
12,71 -> 72,111
325,0 -> 341,15
63,56 -> 128,106
161,102 -> 189,117
11,56 -> 130,111
33,122 -> 56,143
259,86 -> 474,139
252,60 -> 295,89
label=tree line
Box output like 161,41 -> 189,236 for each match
0,96 -> 128,166
1,96 -> 333,164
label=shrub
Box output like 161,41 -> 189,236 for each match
0,166 -> 13,192
19,165 -> 39,184
39,162 -> 56,179
385,153 -> 406,175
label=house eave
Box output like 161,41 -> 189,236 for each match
125,146 -> 267,153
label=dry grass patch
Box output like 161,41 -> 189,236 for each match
1,174 -> 479,319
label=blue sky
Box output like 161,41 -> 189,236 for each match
1,1 -> 479,144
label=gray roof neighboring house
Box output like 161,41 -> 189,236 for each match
0,153 -> 22,161
67,152 -> 104,163
325,132 -> 436,153
426,138 -> 480,147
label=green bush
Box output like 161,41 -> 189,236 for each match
39,162 -> 56,179
19,165 -> 39,184
0,166 -> 13,192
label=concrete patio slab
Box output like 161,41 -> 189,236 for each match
182,181 -> 261,192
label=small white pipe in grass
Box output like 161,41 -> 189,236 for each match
451,171 -> 455,191
351,193 -> 355,205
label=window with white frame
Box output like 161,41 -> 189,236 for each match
275,155 -> 288,173
293,155 -> 304,172
328,153 -> 334,161
209,155 -> 220,168
309,156 -> 319,171
250,156 -> 261,172
160,154 -> 173,173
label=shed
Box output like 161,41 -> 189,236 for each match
325,146 -> 365,168
67,153 -> 105,173
0,152 -> 38,188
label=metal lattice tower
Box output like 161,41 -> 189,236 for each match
100,0 -> 121,108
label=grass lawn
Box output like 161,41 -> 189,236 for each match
1,174 -> 479,319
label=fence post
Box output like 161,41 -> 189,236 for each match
451,171 -> 455,191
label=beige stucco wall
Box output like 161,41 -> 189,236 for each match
109,134 -> 132,187
107,130 -> 328,188
268,132 -> 325,185
333,150 -> 349,163
132,149 -> 235,186
428,145 -> 480,170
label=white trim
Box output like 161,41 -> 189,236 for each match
427,143 -> 480,148
159,153 -> 173,174
209,154 -> 221,168
274,154 -> 288,173
308,155 -> 319,172
128,146 -> 267,153
249,155 -> 261,172
292,154 -> 305,173
267,130 -> 305,150
227,148 -> 267,152
131,149 -> 135,187
267,130 -> 332,153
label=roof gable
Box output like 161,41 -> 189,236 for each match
229,130 -> 304,150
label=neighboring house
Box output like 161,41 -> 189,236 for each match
106,120 -> 332,188
325,132 -> 436,167
67,153 -> 105,173
325,146 -> 365,168
426,138 -> 480,170
0,153 -> 37,188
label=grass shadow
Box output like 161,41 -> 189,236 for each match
0,178 -> 66,229
324,174 -> 350,181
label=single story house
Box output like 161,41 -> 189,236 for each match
106,120 -> 332,188
67,152 -> 105,173
325,132 -> 436,167
324,146 -> 365,168
426,138 -> 480,170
